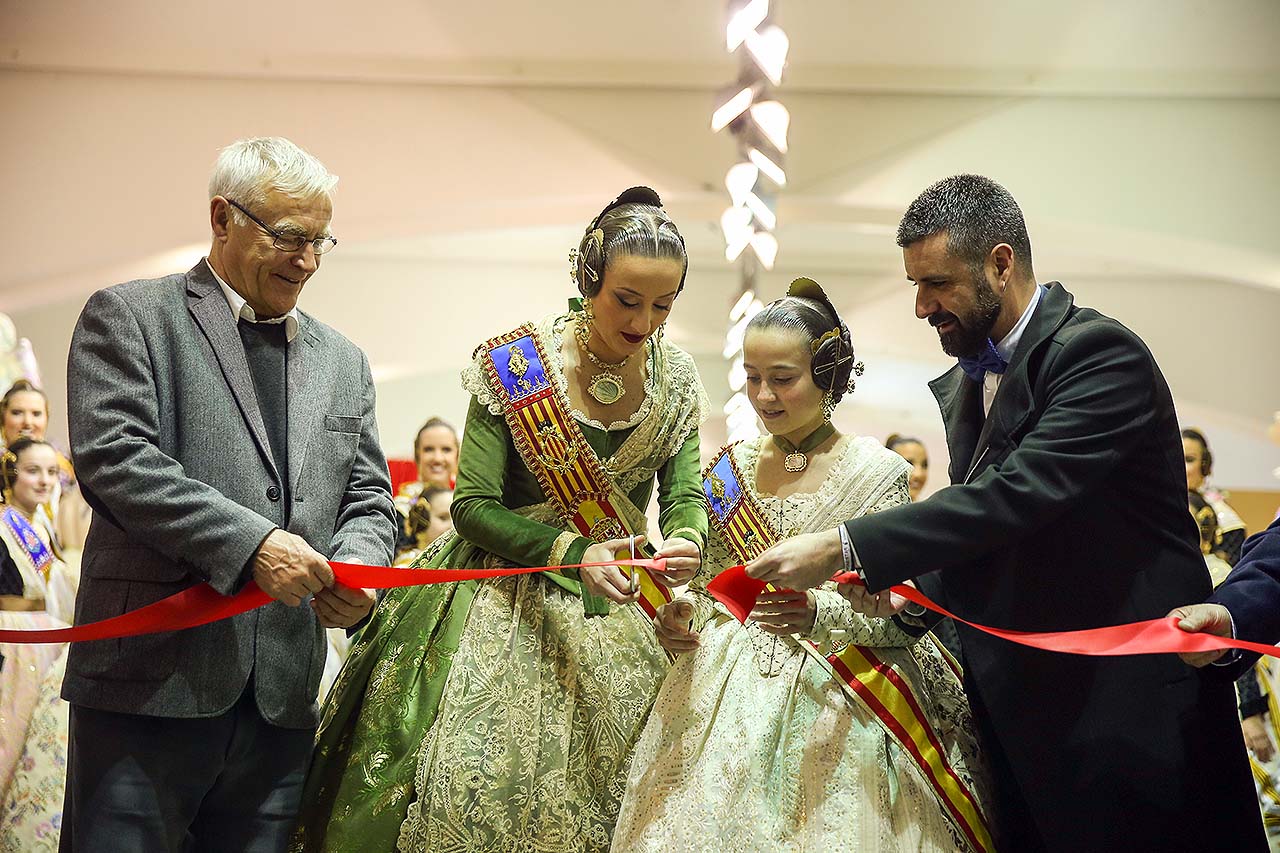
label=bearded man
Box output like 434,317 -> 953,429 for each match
745,175 -> 1264,852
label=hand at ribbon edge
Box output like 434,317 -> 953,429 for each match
1166,602 -> 1233,667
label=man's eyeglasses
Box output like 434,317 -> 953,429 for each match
226,199 -> 338,255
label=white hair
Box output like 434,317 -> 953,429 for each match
208,137 -> 338,223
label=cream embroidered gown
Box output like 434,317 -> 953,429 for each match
611,436 -> 991,853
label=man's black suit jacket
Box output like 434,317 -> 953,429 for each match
846,282 -> 1264,852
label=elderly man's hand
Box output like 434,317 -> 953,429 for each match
745,528 -> 844,591
312,584 -> 376,629
1167,603 -> 1234,667
253,528 -> 335,607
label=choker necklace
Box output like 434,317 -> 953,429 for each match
773,421 -> 836,473
575,318 -> 629,406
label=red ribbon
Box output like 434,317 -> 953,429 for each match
0,558 -> 665,645
7,557 -> 1271,661
705,565 -> 1280,660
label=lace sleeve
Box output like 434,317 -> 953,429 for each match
459,349 -> 503,416
808,584 -> 918,650
681,526 -> 736,631
807,469 -> 917,650
869,473 -> 912,515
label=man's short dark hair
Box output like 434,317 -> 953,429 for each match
896,174 -> 1034,276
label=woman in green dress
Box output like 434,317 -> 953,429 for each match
295,187 -> 710,853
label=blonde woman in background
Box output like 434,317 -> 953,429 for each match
1,381 -> 90,555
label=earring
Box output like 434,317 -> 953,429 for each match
568,247 -> 581,286
821,390 -> 836,421
654,322 -> 666,346
576,298 -> 596,353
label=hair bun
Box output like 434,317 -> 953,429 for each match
786,277 -> 826,304
787,278 -> 857,401
610,186 -> 663,210
811,330 -> 855,398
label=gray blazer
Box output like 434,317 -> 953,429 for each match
63,261 -> 396,728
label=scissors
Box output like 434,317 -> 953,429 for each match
628,534 -> 640,595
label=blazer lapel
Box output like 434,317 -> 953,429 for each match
964,282 -> 1076,480
286,316 -> 323,500
185,262 -> 280,481
930,365 -> 984,485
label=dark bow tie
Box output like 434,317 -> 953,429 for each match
958,339 -> 1008,382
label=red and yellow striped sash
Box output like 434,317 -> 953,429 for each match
702,444 -> 993,852
479,324 -> 671,620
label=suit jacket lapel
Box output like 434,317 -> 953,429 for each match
185,262 -> 280,481
930,365 -> 984,485
286,317 -> 322,499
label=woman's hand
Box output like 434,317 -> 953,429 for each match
1242,714 -> 1276,762
655,598 -> 700,654
580,535 -> 646,605
651,537 -> 701,588
749,590 -> 816,636
837,579 -> 913,618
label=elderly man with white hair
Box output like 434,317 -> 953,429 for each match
59,137 -> 396,852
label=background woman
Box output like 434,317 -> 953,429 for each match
296,187 -> 710,852
1,380 -> 90,554
1183,427 -> 1247,566
0,437 -> 79,848
885,433 -> 929,502
393,485 -> 454,567
393,417 -> 459,533
613,280 -> 989,852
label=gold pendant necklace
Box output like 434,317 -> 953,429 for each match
773,421 -> 836,473
575,318 -> 628,406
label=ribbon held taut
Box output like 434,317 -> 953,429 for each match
707,565 -> 1280,660
0,558 -> 666,645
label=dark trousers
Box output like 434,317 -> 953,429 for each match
59,688 -> 314,853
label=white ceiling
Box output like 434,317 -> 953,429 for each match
3,0 -> 1278,489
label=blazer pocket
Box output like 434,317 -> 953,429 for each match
83,545 -> 192,583
324,414 -> 362,434
69,567 -> 188,681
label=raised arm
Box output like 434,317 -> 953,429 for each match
850,322 -> 1159,591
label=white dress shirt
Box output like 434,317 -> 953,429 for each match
205,259 -> 299,343
982,285 -> 1043,417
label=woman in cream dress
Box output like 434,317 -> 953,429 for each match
612,281 -> 991,853
0,437 -> 80,851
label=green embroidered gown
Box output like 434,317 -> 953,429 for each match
294,313 -> 709,852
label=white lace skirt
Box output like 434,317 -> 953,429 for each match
611,612 -> 970,853
0,611 -> 65,800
